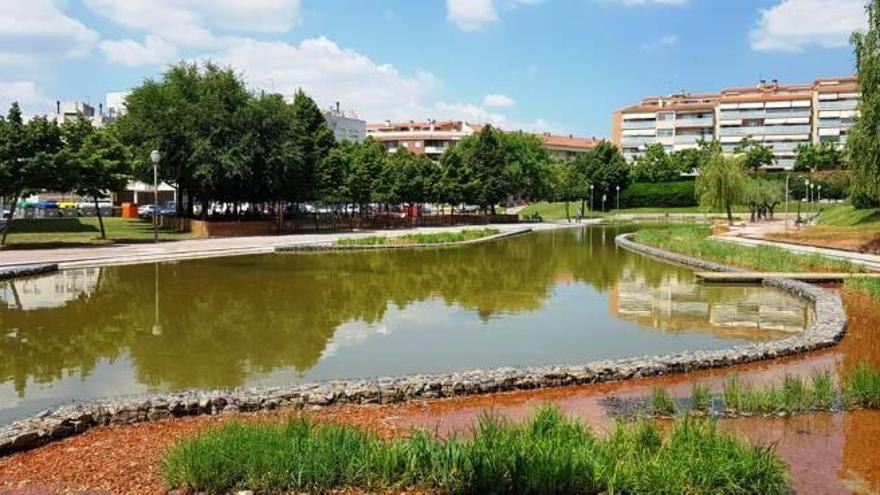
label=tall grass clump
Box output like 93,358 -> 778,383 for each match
162,405 -> 789,494
810,370 -> 835,411
845,277 -> 880,301
337,228 -> 500,247
634,225 -> 861,273
844,361 -> 880,409
650,386 -> 676,416
690,383 -> 711,412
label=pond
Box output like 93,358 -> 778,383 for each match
0,226 -> 812,423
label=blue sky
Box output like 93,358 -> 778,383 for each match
0,0 -> 866,137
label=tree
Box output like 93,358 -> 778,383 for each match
734,137 -> 775,172
0,105 -> 63,245
696,152 -> 745,225
388,147 -> 432,206
850,0 -> 880,207
573,140 -> 629,211
318,141 -> 354,208
345,137 -> 388,213
631,143 -> 682,182
437,146 -> 476,213
795,143 -> 844,172
288,90 -> 336,206
552,161 -> 587,222
70,128 -> 132,239
471,125 -> 507,213
502,131 -> 552,201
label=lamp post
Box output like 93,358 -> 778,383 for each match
602,193 -> 607,214
615,185 -> 620,221
150,149 -> 161,244
589,184 -> 594,219
817,185 -> 822,213
810,183 -> 815,219
803,179 -> 809,223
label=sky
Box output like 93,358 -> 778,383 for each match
0,0 -> 867,138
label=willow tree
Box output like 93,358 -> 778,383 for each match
849,0 -> 880,207
696,152 -> 744,225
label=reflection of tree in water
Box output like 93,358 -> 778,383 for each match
0,227 -> 790,394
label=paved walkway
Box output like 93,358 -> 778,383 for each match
0,222 -> 584,270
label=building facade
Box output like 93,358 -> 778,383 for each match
612,77 -> 858,170
323,103 -> 366,142
367,120 -> 598,161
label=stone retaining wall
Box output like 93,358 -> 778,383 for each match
0,264 -> 57,280
0,233 -> 847,457
275,228 -> 532,253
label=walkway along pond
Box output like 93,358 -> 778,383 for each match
0,226 -> 843,455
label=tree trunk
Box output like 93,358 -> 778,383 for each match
93,196 -> 107,240
0,193 -> 19,246
726,203 -> 734,226
565,201 -> 570,223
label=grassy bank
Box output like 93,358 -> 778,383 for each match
1,217 -> 193,248
336,228 -> 500,247
766,203 -> 880,252
633,224 -> 860,273
162,405 -> 788,494
518,202 -> 750,222
619,363 -> 880,418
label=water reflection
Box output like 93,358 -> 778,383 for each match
0,227 -> 810,421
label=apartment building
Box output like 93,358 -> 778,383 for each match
367,120 -> 598,161
323,102 -> 366,142
612,77 -> 859,170
540,133 -> 600,160
366,120 -> 480,159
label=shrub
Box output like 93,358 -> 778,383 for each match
618,180 -> 698,209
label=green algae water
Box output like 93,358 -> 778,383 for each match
0,226 -> 811,422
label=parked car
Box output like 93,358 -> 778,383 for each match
138,204 -> 157,218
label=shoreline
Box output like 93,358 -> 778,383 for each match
0,231 -> 846,457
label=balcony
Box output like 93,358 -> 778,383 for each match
720,108 -> 811,120
674,134 -> 713,145
818,99 -> 859,111
818,118 -> 855,129
621,120 -> 656,130
718,125 -> 811,137
621,136 -> 657,147
674,117 -> 714,128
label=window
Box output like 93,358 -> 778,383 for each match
657,129 -> 673,137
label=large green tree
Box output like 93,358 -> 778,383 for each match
573,141 -> 629,211
734,137 -> 775,172
794,142 -> 844,172
631,143 -> 683,182
0,105 -> 63,245
849,0 -> 880,207
70,128 -> 133,238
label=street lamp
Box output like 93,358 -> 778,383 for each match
803,179 -> 809,222
615,185 -> 620,220
817,185 -> 822,213
589,184 -> 594,219
810,183 -> 815,219
150,149 -> 161,243
602,193 -> 607,214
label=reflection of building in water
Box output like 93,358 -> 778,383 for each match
0,268 -> 101,310
611,268 -> 811,339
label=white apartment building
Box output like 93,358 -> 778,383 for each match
323,102 -> 366,142
612,77 -> 859,170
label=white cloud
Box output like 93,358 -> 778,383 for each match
446,0 -> 499,30
483,94 -> 516,108
750,0 -> 866,52
0,0 -> 98,64
100,36 -> 178,67
641,34 -> 679,51
600,0 -> 687,6
0,81 -> 52,115
210,37 -> 440,121
84,0 -> 302,49
205,36 -> 553,131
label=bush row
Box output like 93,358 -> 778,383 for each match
619,180 -> 698,208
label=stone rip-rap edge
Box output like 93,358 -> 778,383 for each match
0,233 -> 847,456
0,264 -> 58,280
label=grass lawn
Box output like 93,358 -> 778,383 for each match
162,405 -> 788,494
337,228 -> 500,247
634,224 -> 861,273
1,217 -> 194,248
518,202 -> 746,222
766,204 -> 880,252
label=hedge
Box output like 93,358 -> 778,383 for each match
619,180 -> 697,208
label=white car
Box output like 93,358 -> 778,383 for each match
138,204 -> 157,217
